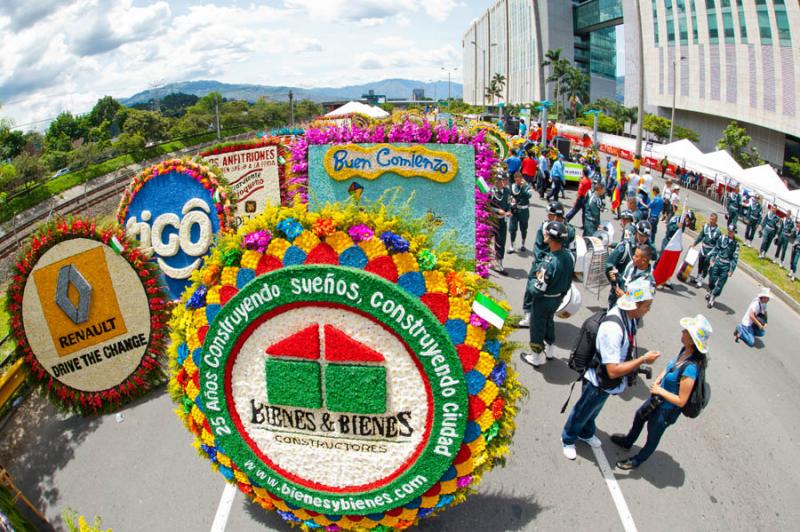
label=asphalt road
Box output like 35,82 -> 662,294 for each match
2,180 -> 799,532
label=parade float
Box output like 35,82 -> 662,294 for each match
117,158 -> 236,300
167,118 -> 523,529
5,218 -> 168,414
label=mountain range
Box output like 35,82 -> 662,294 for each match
121,79 -> 464,105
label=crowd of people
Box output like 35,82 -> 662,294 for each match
488,140 -> 787,470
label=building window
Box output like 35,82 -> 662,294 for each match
665,0 -> 675,44
652,0 -> 660,46
676,0 -> 689,44
755,0 -> 772,45
733,0 -> 747,43
722,11 -> 735,43
706,1 -> 719,44
774,0 -> 791,47
689,0 -> 699,43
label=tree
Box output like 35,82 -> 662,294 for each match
560,66 -> 589,123
122,109 -> 170,143
716,121 -> 763,168
643,114 -> 698,143
12,153 -> 47,191
577,112 -> 621,134
87,96 -> 122,128
785,156 -> 800,181
542,49 -> 570,122
113,132 -> 146,154
45,111 -> 87,152
1,128 -> 25,160
294,99 -> 322,122
486,73 -> 506,105
68,141 -> 109,169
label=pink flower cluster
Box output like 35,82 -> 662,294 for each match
289,121 -> 499,277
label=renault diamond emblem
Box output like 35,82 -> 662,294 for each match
55,264 -> 92,324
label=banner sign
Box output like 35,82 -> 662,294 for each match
563,162 -> 584,182
323,144 -> 458,184
202,145 -> 281,219
309,144 -> 476,255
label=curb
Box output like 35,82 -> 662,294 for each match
684,227 -> 800,314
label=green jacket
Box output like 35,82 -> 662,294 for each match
528,248 -> 574,297
779,219 -> 797,240
745,202 -> 763,225
726,192 -> 741,215
709,234 -> 739,272
584,192 -> 605,228
761,212 -> 782,234
694,223 -> 721,254
618,261 -> 655,292
490,186 -> 511,215
605,239 -> 635,282
533,221 -> 575,269
510,182 -> 532,208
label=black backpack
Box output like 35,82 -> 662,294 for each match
561,310 -> 629,413
677,361 -> 710,418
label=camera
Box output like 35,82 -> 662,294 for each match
626,364 -> 652,386
637,394 -> 664,420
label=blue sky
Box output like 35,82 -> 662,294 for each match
0,1 -> 492,129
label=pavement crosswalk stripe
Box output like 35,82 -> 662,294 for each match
210,483 -> 238,532
591,446 -> 638,532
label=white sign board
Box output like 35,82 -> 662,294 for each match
203,145 -> 281,219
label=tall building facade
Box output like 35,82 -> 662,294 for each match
462,0 -> 800,167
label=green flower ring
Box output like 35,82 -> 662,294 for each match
169,212 -> 521,530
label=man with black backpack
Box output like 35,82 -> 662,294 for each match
612,314 -> 711,470
561,279 -> 661,460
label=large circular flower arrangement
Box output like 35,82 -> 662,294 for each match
6,217 -> 168,415
287,120 -> 498,278
169,202 -> 522,530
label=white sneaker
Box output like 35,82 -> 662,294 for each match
791,273 -> 796,281
578,435 -> 602,448
695,278 -> 703,288
520,351 -> 546,367
544,343 -> 555,359
707,295 -> 715,308
562,443 -> 577,460
518,313 -> 530,327
508,245 -> 516,254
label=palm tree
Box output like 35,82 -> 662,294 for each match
491,73 -> 506,101
561,67 -> 589,124
542,49 -> 569,122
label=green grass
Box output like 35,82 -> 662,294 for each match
0,127 -> 249,225
694,213 -> 799,302
0,294 -> 14,367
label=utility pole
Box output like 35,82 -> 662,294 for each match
289,90 -> 294,127
538,100 -> 552,150
585,109 -> 601,149
505,0 -> 510,104
669,56 -> 686,144
634,0 -> 645,171
214,95 -> 221,139
441,67 -> 458,101
532,0 -> 545,102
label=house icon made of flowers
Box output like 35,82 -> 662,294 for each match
264,324 -> 387,415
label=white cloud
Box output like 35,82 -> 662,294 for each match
375,36 -> 414,49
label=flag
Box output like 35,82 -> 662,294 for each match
611,160 -> 622,210
109,235 -> 124,255
476,176 -> 490,194
472,293 -> 508,329
653,227 -> 683,286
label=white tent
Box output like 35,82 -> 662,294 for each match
739,165 -> 788,196
697,150 -> 743,180
325,101 -> 389,119
652,139 -> 705,165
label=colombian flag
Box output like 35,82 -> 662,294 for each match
611,160 -> 622,210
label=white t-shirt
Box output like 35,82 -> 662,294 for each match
639,173 -> 653,196
741,298 -> 767,327
585,306 -> 634,395
670,191 -> 680,206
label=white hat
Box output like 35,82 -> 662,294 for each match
680,314 -> 713,354
617,278 -> 655,311
758,287 -> 771,299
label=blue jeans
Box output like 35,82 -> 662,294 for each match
562,379 -> 610,445
620,401 -> 680,466
736,324 -> 765,347
547,178 -> 563,201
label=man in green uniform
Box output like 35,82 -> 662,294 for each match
790,220 -> 800,281
706,224 -> 740,309
607,243 -> 656,309
519,202 -> 575,327
519,221 -> 575,367
583,182 -> 606,237
726,185 -> 742,229
774,214 -> 797,267
661,213 -> 681,252
693,213 -> 721,289
490,174 -> 512,274
606,220 -> 651,289
744,195 -> 763,247
619,210 -> 636,243
508,173 -> 533,254
759,204 -> 782,259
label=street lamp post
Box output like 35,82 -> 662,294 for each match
537,100 -> 552,150
634,0 -> 645,171
668,56 -> 687,144
585,109 -> 601,149
441,67 -> 458,101
470,39 -> 478,105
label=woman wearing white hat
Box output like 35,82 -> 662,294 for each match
611,314 -> 711,470
734,288 -> 770,347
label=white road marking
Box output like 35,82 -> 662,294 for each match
210,483 -> 237,532
591,446 -> 638,532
